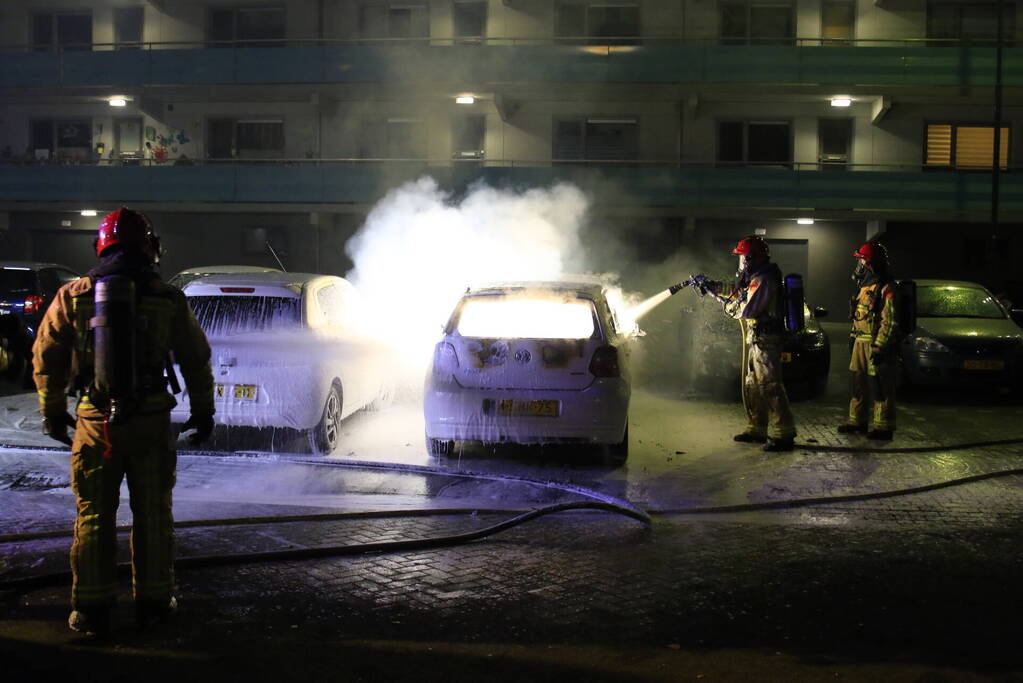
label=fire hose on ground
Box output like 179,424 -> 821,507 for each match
2,450 -> 1023,593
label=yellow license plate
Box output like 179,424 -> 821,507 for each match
497,399 -> 560,417
781,352 -> 793,363
963,360 -> 1004,371
216,384 -> 258,400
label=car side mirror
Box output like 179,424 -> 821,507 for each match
813,306 -> 828,319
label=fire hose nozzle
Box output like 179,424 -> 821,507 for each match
669,282 -> 685,295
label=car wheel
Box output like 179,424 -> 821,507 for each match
426,433 -> 455,457
308,383 -> 343,455
602,425 -> 629,466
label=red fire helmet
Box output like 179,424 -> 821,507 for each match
732,235 -> 769,259
853,241 -> 888,266
95,208 -> 159,259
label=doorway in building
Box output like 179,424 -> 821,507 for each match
31,230 -> 97,274
818,118 -> 852,170
114,117 -> 143,162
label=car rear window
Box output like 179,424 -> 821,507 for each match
188,295 -> 302,336
455,295 -> 596,339
0,268 -> 36,297
917,286 -> 1005,319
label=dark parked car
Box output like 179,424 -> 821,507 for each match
901,279 -> 1023,389
0,261 -> 80,338
685,302 -> 831,397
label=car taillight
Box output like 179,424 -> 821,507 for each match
23,295 -> 44,314
433,342 -> 459,371
589,345 -> 620,378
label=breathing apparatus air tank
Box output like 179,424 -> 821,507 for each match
783,273 -> 805,332
91,275 -> 137,424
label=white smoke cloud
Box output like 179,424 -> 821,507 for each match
344,177 -> 593,376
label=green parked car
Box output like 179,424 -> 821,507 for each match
901,279 -> 1023,389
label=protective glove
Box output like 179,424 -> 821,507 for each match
848,337 -> 856,352
870,348 -> 886,367
181,412 -> 215,446
42,411 -> 76,446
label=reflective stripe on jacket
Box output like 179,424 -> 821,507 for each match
851,281 -> 897,350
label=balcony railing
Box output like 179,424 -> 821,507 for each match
1,38 -> 1020,88
0,160 -> 1017,217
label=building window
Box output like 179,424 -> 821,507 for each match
454,1 -> 487,40
925,123 -> 1009,169
719,1 -> 794,45
114,7 -> 144,49
821,1 -> 855,44
208,119 -> 285,159
554,118 -> 638,162
359,4 -> 430,39
361,119 -> 428,159
32,12 -> 92,51
555,3 -> 640,45
927,2 -> 1015,43
717,120 -> 792,167
452,115 -> 486,161
209,7 -> 286,47
30,119 -> 92,162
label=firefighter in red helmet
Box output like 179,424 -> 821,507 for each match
839,240 -> 897,440
698,235 -> 797,452
33,207 -> 215,636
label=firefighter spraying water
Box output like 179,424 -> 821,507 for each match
666,236 -> 799,452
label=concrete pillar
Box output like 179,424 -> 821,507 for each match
866,219 -> 886,240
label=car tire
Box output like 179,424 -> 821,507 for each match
308,383 -> 343,455
603,425 -> 629,466
426,434 -> 455,457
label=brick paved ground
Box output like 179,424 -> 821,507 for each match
3,324 -> 1023,681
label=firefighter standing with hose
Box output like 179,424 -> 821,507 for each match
691,236 -> 797,452
839,241 -> 898,440
32,208 -> 215,637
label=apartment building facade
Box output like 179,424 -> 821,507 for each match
1,0 -> 1021,312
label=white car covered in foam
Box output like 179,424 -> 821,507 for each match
171,272 -> 393,454
424,280 -> 632,464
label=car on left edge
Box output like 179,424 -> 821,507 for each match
0,261 -> 80,338
170,272 -> 395,455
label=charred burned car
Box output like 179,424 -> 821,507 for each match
424,280 -> 631,464
172,272 -> 394,454
901,279 -> 1023,389
687,302 -> 831,397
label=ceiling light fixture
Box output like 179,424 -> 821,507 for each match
797,218 -> 815,225
80,210 -> 97,217
109,97 -> 127,107
830,97 -> 852,107
455,96 -> 475,104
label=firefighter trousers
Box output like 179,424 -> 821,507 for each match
847,338 -> 897,431
70,411 -> 176,609
740,326 -> 796,440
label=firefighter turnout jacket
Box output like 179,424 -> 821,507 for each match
33,275 -> 214,420
850,279 -> 897,352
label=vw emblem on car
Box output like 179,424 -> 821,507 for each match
514,348 -> 531,364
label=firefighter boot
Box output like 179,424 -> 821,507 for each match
763,436 -> 795,452
837,423 -> 867,434
68,607 -> 112,637
136,596 -> 178,630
